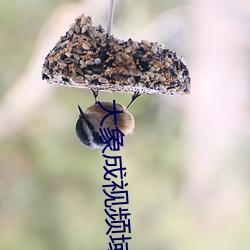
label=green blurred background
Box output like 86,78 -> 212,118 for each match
1,0 -> 250,249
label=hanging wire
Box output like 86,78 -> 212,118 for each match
107,0 -> 115,34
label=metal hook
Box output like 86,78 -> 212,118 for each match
107,0 -> 115,35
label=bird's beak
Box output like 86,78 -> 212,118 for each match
77,105 -> 86,118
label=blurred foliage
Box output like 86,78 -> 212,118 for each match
0,1 -> 187,248
0,0 -> 72,97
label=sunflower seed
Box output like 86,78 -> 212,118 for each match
129,68 -> 142,77
85,60 -> 94,65
75,24 -> 80,34
147,72 -> 155,78
82,43 -> 90,50
127,77 -> 135,84
92,74 -> 101,79
140,75 -> 149,82
72,53 -> 80,60
65,52 -> 72,58
132,41 -> 139,50
141,40 -> 150,47
151,45 -> 158,54
63,58 -> 75,64
98,77 -> 109,84
59,40 -> 69,47
72,76 -> 84,83
74,66 -> 83,75
57,59 -> 67,66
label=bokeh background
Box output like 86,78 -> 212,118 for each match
1,0 -> 250,249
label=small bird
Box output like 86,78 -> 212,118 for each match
75,90 -> 136,149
